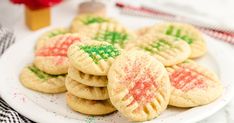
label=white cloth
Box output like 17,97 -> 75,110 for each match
117,0 -> 234,32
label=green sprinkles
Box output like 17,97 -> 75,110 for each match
94,31 -> 128,48
165,25 -> 174,35
80,44 -> 120,64
85,116 -> 95,123
182,60 -> 191,64
28,66 -> 58,80
82,16 -> 108,25
140,39 -> 172,53
48,30 -> 67,38
164,25 -> 193,44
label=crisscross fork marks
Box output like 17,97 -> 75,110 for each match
121,57 -> 163,112
140,39 -> 183,61
141,39 -> 172,53
28,65 -> 58,80
95,31 -> 128,47
164,25 -> 193,44
75,69 -> 107,84
80,44 -> 120,64
170,66 -> 207,91
36,36 -> 80,57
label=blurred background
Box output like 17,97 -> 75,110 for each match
1,0 -> 234,43
1,0 -> 234,30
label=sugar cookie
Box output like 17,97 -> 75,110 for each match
108,50 -> 171,121
66,92 -> 116,115
126,33 -> 191,66
36,28 -> 69,50
68,41 -> 121,75
74,23 -> 136,48
150,23 -> 206,58
68,67 -> 107,87
34,34 -> 86,75
65,77 -> 109,100
166,60 -> 223,107
70,14 -> 116,32
19,64 -> 66,93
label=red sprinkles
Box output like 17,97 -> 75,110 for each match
36,36 -> 80,57
123,58 -> 158,107
170,66 -> 207,91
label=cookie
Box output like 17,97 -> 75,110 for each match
108,50 -> 171,121
35,28 -> 69,50
166,60 -> 223,107
70,14 -> 116,32
126,33 -> 191,66
68,41 -> 121,75
66,92 -> 116,115
19,64 -> 66,93
74,23 -> 136,48
34,34 -> 86,75
65,77 -> 109,100
150,22 -> 206,58
68,66 -> 108,87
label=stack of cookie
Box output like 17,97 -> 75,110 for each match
66,41 -> 121,115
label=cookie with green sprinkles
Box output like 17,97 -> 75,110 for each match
126,33 -> 191,66
150,23 -> 207,58
19,64 -> 66,93
35,28 -> 69,50
70,14 -> 117,33
68,41 -> 121,75
74,23 -> 136,48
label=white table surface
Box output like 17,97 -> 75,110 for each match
0,0 -> 234,123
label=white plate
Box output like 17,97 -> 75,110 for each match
1,1 -> 234,123
1,30 -> 234,123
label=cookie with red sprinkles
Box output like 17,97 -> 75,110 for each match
35,28 -> 69,50
34,34 -> 87,75
166,60 -> 223,107
107,50 -> 171,121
